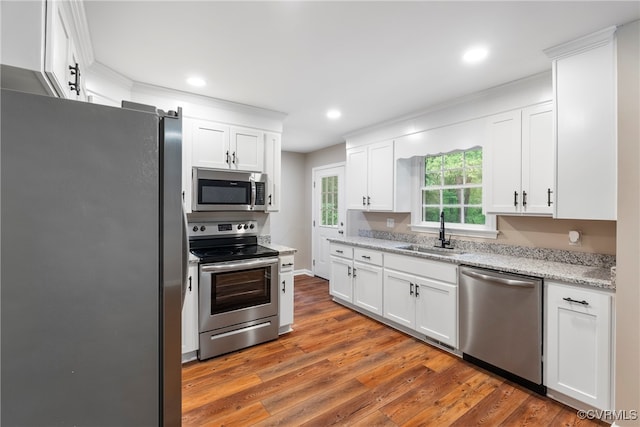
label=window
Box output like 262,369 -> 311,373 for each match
420,148 -> 489,230
320,175 -> 339,226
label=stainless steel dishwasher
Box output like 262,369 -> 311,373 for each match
459,266 -> 546,394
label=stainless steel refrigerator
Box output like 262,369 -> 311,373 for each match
1,89 -> 185,426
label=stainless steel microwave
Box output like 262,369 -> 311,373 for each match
192,168 -> 267,212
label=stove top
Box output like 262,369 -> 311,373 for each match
188,220 -> 279,263
190,244 -> 279,263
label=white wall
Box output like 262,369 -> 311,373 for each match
269,152 -> 308,272
615,19 -> 640,423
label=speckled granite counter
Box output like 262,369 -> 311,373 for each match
328,236 -> 615,290
262,243 -> 297,256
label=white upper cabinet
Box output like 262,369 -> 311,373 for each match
1,0 -> 90,100
191,120 -> 230,170
346,139 -> 408,212
545,27 -> 617,220
485,102 -> 554,216
191,121 -> 265,173
45,1 -> 86,100
264,132 -> 282,212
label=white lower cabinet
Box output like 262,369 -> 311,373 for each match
182,264 -> 199,361
383,254 -> 458,348
545,281 -> 613,410
279,254 -> 295,334
329,245 -> 383,315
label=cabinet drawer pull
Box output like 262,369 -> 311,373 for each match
547,188 -> 553,207
282,263 -> 294,267
563,297 -> 589,306
335,249 -> 344,254
361,255 -> 371,260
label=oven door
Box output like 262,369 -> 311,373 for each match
198,257 -> 279,333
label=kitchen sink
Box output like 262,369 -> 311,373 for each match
395,244 -> 464,257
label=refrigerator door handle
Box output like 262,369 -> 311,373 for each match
181,204 -> 189,308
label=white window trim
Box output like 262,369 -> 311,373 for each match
409,155 -> 498,239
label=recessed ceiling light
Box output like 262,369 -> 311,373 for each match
462,47 -> 489,64
186,76 -> 206,87
327,109 -> 341,119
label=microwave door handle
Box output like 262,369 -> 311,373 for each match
251,180 -> 256,209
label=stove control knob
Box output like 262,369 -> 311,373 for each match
249,224 -> 255,229
192,226 -> 198,232
237,224 -> 243,230
200,225 -> 206,232
243,224 -> 249,230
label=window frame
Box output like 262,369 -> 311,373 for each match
410,150 -> 498,239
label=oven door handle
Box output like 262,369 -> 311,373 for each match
201,257 -> 279,273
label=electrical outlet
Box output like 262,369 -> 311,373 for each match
386,218 -> 395,228
569,230 -> 581,246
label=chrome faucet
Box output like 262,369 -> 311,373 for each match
436,211 -> 451,249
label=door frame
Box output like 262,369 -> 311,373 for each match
312,162 -> 346,279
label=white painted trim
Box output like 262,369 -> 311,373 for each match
544,26 -> 617,60
87,61 -> 134,90
66,0 -> 94,66
294,269 -> 314,277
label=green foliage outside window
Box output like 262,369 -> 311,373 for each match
321,176 -> 339,226
422,148 -> 485,225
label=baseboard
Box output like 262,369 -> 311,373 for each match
294,269 -> 314,277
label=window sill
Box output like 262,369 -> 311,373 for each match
409,224 -> 499,239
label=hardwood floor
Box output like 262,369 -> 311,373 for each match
182,275 -> 604,426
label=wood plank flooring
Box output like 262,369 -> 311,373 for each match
182,275 -> 604,426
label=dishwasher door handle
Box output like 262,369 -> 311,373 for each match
461,269 -> 536,288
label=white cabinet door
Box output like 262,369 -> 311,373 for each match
353,262 -> 383,315
546,282 -> 612,410
553,32 -> 616,220
191,120 -> 230,170
45,0 -> 80,100
230,127 -> 264,172
264,132 -> 281,211
382,269 -> 415,328
415,277 -> 457,347
329,256 -> 353,302
485,110 -> 522,214
346,146 -> 368,210
182,264 -> 199,357
522,103 -> 554,214
367,140 -> 394,211
279,271 -> 294,331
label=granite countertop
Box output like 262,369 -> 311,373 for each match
328,236 -> 614,290
263,243 -> 297,255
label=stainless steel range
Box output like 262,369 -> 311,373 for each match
189,221 -> 280,360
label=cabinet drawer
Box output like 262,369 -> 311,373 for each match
385,253 -> 457,284
279,255 -> 294,272
330,243 -> 353,259
354,248 -> 383,266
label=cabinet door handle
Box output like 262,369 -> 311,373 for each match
269,194 -> 273,206
547,188 -> 553,207
410,283 -> 414,296
367,196 -> 371,206
522,191 -> 527,207
282,280 -> 286,292
353,268 -> 357,278
188,276 -> 192,292
226,151 -> 230,164
563,297 -> 589,306
415,285 -> 420,297
362,196 -> 366,206
68,63 -> 81,96
514,191 -> 519,207
232,152 -> 236,164
347,266 -> 351,276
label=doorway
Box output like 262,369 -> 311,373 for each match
312,163 -> 346,279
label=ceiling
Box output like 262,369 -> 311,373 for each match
84,1 -> 639,153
